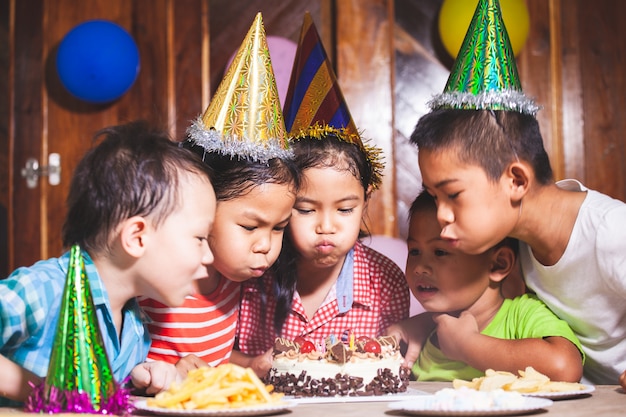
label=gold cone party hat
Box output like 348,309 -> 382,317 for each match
429,0 -> 539,115
186,12 -> 292,163
283,12 -> 383,188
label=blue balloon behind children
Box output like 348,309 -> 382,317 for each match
56,20 -> 140,103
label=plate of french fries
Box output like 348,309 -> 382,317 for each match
453,366 -> 595,400
135,363 -> 296,416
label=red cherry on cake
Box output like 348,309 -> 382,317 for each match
363,339 -> 381,354
299,340 -> 316,353
294,336 -> 307,346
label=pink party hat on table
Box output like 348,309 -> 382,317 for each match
25,245 -> 131,414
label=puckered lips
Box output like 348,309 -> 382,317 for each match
315,239 -> 335,255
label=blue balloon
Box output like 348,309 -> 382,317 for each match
56,20 -> 140,103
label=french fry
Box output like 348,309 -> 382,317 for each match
243,367 -> 273,402
146,363 -> 285,410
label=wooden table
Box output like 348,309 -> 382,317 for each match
0,382 -> 623,416
290,382 -> 625,416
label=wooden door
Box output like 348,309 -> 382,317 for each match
7,0 -> 206,271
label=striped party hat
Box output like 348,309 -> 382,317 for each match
429,0 -> 539,115
283,12 -> 383,188
186,13 -> 292,163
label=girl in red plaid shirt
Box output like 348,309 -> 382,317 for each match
235,130 -> 411,377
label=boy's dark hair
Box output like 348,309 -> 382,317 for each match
410,109 -> 553,185
408,190 -> 518,255
62,121 -> 212,254
408,189 -> 437,218
183,143 -> 301,202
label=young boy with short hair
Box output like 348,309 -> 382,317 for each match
395,0 -> 626,384
0,121 -> 216,404
411,108 -> 626,385
406,191 -> 583,382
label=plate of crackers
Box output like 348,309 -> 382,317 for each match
134,363 -> 297,416
453,366 -> 594,400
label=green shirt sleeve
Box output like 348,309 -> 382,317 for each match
412,293 -> 584,381
485,293 -> 585,362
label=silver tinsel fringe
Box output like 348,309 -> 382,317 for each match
428,90 -> 541,116
186,119 -> 294,164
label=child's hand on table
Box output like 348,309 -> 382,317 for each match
248,348 -> 273,378
130,360 -> 180,395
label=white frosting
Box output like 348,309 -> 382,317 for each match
272,351 -> 404,382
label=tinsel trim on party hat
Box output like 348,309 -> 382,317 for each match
430,0 -> 540,116
429,90 -> 539,114
25,245 -> 131,415
284,12 -> 384,188
291,123 -> 384,190
25,378 -> 133,415
187,121 -> 293,163
186,12 -> 292,163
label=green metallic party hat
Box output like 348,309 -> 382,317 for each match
429,0 -> 539,115
37,245 -> 122,413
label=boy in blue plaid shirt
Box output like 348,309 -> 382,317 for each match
0,121 -> 216,405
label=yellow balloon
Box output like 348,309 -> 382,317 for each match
438,0 -> 530,58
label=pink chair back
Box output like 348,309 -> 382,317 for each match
362,235 -> 425,316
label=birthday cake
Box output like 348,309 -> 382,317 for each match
265,335 -> 410,397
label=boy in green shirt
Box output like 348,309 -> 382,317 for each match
405,192 -> 583,382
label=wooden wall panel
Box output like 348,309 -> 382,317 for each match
577,0 -> 626,199
517,0 -> 563,178
521,0 -> 626,200
0,0 -> 7,276
393,0 -> 451,238
559,0 -> 585,181
336,0 -> 397,236
172,0 -> 207,140
11,0 -> 45,268
519,0 -> 560,178
4,0 -> 626,271
124,0 -> 169,127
